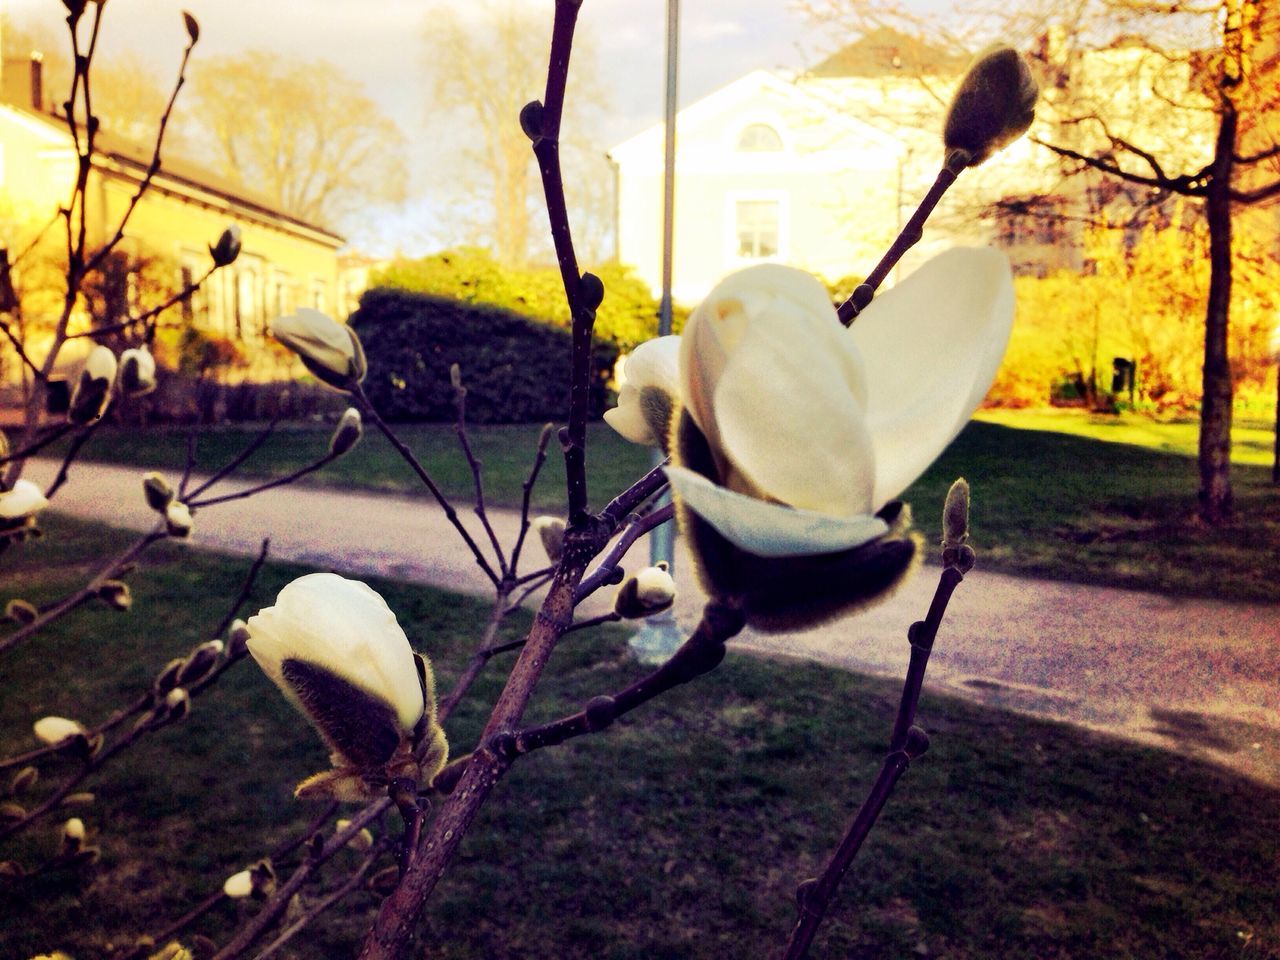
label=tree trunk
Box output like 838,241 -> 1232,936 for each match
1198,104 -> 1237,524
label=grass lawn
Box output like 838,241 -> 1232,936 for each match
1,518 -> 1277,958
47,408 -> 1280,603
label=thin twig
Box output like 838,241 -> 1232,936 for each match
575,501 -> 674,603
354,383 -> 500,586
185,416 -> 283,500
837,165 -> 959,325
508,423 -> 554,576
43,415 -> 106,499
451,373 -> 508,577
188,454 -> 338,509
780,563 -> 967,960
67,264 -> 217,342
0,422 -> 77,466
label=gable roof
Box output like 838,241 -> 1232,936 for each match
808,27 -> 968,78
2,102 -> 344,248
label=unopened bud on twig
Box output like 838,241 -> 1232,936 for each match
118,347 -> 157,398
143,472 -> 175,512
176,640 -> 223,687
271,310 -> 367,390
209,225 -> 241,268
943,43 -> 1038,169
328,408 -> 363,457
164,688 -> 191,723
97,580 -> 132,611
182,10 -> 200,44
227,619 -> 251,658
9,766 -> 38,795
222,868 -> 253,899
165,501 -> 193,539
532,516 -> 566,563
335,818 -> 375,852
60,817 -> 85,855
5,598 -> 38,624
68,346 -> 117,424
614,562 -> 676,619
941,478 -> 976,572
33,716 -> 85,746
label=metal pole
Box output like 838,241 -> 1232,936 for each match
629,0 -> 683,665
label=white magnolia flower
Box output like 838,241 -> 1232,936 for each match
0,480 -> 49,521
165,500 -> 193,538
246,573 -> 424,741
604,336 -> 681,446
329,407 -> 363,456
68,345 -> 117,423
33,716 -> 85,746
223,868 -> 253,899
659,248 -> 1012,558
271,309 -> 367,390
117,347 -> 157,397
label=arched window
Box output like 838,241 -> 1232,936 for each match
736,123 -> 783,152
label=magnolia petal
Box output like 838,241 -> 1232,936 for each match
247,573 -> 423,732
0,480 -> 49,520
711,297 -> 875,517
667,465 -> 889,558
603,385 -> 658,445
849,247 -> 1014,508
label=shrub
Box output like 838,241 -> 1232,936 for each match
371,247 -> 678,349
350,287 -> 619,423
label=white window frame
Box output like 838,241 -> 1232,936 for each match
724,190 -> 789,267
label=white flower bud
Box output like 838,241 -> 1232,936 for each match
532,516 -> 566,563
0,479 -> 49,521
97,579 -> 132,611
143,472 -> 175,512
33,716 -> 85,746
222,868 -> 253,899
227,619 -> 251,657
63,817 -> 85,841
614,562 -> 676,619
5,599 -> 38,624
271,309 -> 367,390
117,347 -> 157,397
943,44 -> 1039,169
210,224 -> 242,267
336,818 -> 375,851
165,501 -> 193,538
68,346 -> 117,424
605,336 -> 681,448
164,687 -> 190,722
246,573 -> 426,764
329,408 -> 363,457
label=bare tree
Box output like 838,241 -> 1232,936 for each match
420,0 -> 609,267
189,52 -> 409,234
802,0 -> 1280,524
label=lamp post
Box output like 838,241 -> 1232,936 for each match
628,0 -> 684,665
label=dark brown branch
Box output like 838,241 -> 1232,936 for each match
491,599 -> 744,760
837,165 -> 959,325
1235,142 -> 1280,166
780,564 -> 967,960
526,0 -> 594,523
575,501 -> 674,603
185,417 -> 283,500
43,415 -> 107,499
1033,138 -> 1207,196
597,458 -> 669,528
0,422 -> 77,466
1229,177 -> 1280,204
452,372 -> 508,578
67,264 -> 216,342
188,454 -> 339,509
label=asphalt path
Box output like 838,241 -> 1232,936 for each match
23,457 -> 1280,786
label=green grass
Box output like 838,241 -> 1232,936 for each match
51,409 -> 1280,603
1,518 -> 1278,958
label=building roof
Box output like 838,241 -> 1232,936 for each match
5,100 -> 344,248
807,27 -> 968,78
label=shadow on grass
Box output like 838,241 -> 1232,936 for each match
1,517 -> 1276,958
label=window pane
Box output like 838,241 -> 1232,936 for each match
736,200 -> 780,258
737,123 -> 783,152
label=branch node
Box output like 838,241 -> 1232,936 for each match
583,695 -> 617,732
903,726 -> 930,760
519,100 -> 546,143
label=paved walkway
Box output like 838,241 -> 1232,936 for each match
25,458 -> 1280,787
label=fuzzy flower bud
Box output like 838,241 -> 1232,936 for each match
10,766 -> 38,794
33,716 -> 85,746
943,43 -> 1039,169
176,640 -> 223,686
335,818 -> 375,852
117,347 -> 157,397
164,688 -> 190,722
227,619 -> 251,658
143,472 -> 175,512
942,478 -> 970,547
222,869 -> 253,899
532,516 -> 566,563
165,501 -> 193,539
246,573 -> 445,801
5,598 -> 39,624
328,408 -> 363,457
0,479 -> 49,522
68,346 -> 117,424
270,309 -> 367,390
61,817 -> 85,855
209,225 -> 241,268
97,580 -> 132,611
614,562 -> 677,619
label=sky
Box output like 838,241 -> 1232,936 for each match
2,0 -> 946,253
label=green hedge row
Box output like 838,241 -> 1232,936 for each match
350,288 -> 619,423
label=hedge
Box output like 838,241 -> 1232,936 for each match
350,288 -> 619,423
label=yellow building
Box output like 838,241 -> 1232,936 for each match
0,54 -> 344,376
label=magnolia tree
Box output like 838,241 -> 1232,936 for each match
0,3 -> 1037,958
